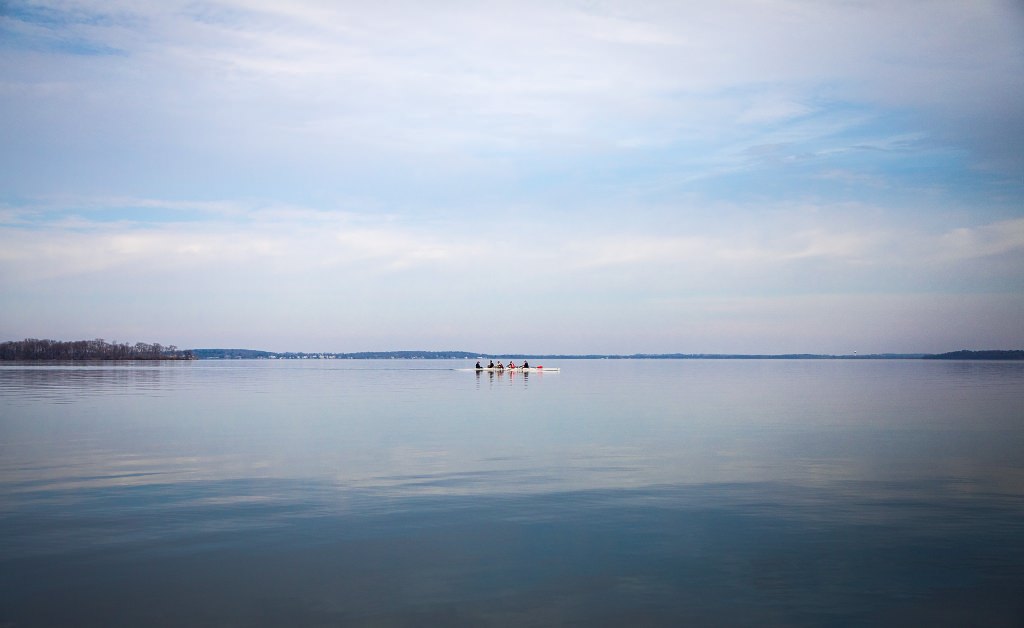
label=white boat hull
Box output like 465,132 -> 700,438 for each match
465,367 -> 559,372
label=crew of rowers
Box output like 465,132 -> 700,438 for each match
475,359 -> 530,370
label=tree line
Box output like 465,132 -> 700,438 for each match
0,338 -> 195,360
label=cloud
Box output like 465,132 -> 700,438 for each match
6,196 -> 1019,292
0,198 -> 492,283
934,218 -> 1024,263
4,0 -> 1020,168
564,226 -> 885,270
1,1 -> 1021,351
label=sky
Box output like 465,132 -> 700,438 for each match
1,0 -> 1022,354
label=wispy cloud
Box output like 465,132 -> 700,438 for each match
1,1 -> 1021,351
5,0 -> 1020,164
934,218 -> 1024,263
3,197 -> 1019,285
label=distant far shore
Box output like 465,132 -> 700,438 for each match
0,339 -> 194,361
2,341 -> 1021,361
187,348 -> 1024,361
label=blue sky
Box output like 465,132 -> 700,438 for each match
1,0 -> 1022,353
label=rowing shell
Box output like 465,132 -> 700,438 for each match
465,367 -> 560,372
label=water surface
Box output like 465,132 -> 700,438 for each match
2,359 -> 1023,626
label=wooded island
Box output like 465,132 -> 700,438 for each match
0,339 -> 194,360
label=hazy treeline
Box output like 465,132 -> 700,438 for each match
0,338 -> 194,360
926,349 -> 1024,360
191,349 -> 480,359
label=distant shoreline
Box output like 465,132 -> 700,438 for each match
187,349 -> 1024,361
0,339 -> 194,361
3,341 -> 1021,361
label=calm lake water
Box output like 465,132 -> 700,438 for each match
1,359 -> 1023,626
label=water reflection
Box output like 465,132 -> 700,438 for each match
474,368 -> 540,388
2,473 -> 1022,626
2,359 -> 1023,626
0,362 -> 190,405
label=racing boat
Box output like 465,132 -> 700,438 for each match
467,366 -> 559,372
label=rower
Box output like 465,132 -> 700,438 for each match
475,361 -> 482,369
522,360 -> 529,369
507,361 -> 516,369
487,360 -> 494,368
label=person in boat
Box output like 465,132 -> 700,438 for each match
494,360 -> 503,370
487,360 -> 494,369
507,360 -> 517,369
475,361 -> 482,369
522,360 -> 529,369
